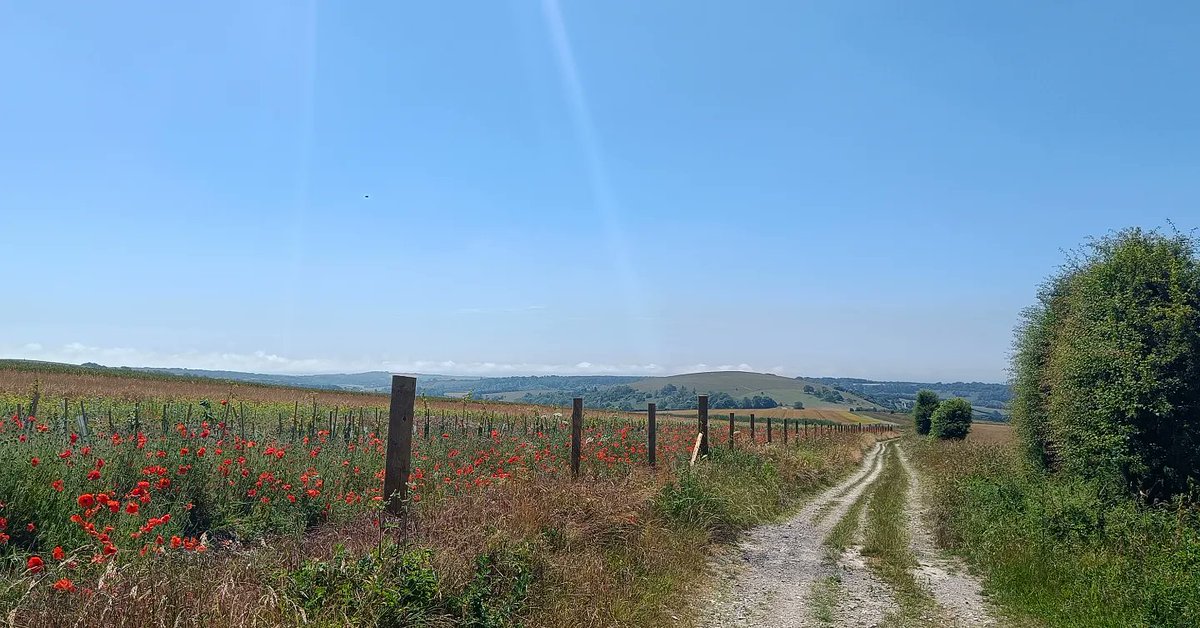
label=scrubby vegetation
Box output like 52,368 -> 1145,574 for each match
928,398 -> 972,440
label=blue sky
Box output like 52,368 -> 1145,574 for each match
2,1 -> 1198,382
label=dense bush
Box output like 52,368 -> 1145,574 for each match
1012,228 -> 1200,500
929,398 -> 972,440
911,390 -> 940,435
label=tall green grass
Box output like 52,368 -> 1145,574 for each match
910,438 -> 1200,628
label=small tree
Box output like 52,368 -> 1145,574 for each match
930,398 -> 973,440
792,401 -> 804,410
912,390 -> 940,435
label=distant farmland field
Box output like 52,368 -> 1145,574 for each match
660,407 -> 885,424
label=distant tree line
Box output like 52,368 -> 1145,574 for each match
810,377 -> 1011,413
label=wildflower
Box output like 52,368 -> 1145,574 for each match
30,457 -> 40,466
124,502 -> 139,515
52,546 -> 64,561
86,470 -> 101,481
52,578 -> 75,592
77,494 -> 95,509
26,556 -> 44,573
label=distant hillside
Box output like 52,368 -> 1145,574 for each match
810,377 -> 1010,420
0,359 -> 1000,417
626,372 -> 878,409
139,368 -> 397,391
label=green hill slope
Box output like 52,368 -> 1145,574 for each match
627,371 -> 876,409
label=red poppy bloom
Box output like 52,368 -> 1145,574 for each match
52,578 -> 74,592
86,470 -> 101,481
51,479 -> 64,492
125,502 -> 139,515
77,494 -> 95,509
30,457 -> 39,466
52,546 -> 65,561
26,556 -> 44,573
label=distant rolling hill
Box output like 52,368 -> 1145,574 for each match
2,360 -> 980,416
626,371 -> 877,409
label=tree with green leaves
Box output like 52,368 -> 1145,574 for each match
1011,227 -> 1200,500
912,389 -> 940,435
929,398 -> 973,440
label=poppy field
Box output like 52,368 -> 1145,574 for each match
0,377 -> 890,627
0,394 -> 697,573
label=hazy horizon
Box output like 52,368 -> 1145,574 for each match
1,350 -> 1011,385
5,2 -> 1198,384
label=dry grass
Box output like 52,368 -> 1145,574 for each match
0,366 -> 644,422
7,470 -> 693,628
964,421 -> 1015,445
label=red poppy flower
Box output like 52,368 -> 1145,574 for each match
30,457 -> 40,466
53,578 -> 74,592
124,502 -> 139,515
26,556 -> 44,573
76,494 -> 95,509
51,479 -> 64,492
52,546 -> 65,561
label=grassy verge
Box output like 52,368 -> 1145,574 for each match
909,437 -> 1200,628
4,435 -> 875,627
859,445 -> 937,626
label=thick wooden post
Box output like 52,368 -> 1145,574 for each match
783,417 -> 789,444
647,403 -> 657,467
728,412 -> 735,450
750,413 -> 756,442
570,398 -> 583,478
383,376 -> 416,516
697,395 -> 710,457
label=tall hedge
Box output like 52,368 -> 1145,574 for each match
929,398 -> 973,440
1011,228 -> 1200,500
912,389 -> 940,435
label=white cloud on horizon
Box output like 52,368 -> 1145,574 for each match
3,342 -> 779,378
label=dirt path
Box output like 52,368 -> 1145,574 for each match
895,449 -> 999,627
708,440 -> 1000,628
707,441 -> 893,627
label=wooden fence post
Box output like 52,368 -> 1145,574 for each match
728,412 -> 735,450
697,395 -> 710,457
647,403 -> 657,467
570,398 -> 583,479
383,375 -> 416,516
750,413 -> 756,442
783,417 -> 789,444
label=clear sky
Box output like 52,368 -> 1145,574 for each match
3,2 -> 1198,382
